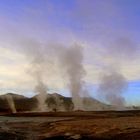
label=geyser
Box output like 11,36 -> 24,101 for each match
22,40 -> 48,112
35,79 -> 47,111
98,69 -> 127,109
57,44 -> 86,110
5,94 -> 16,113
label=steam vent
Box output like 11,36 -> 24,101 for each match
0,0 -> 140,139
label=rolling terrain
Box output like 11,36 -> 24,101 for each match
0,93 -> 113,112
0,93 -> 140,139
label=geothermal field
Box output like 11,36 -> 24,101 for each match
1,0 -> 140,140
0,93 -> 140,140
0,39 -> 139,140
0,36 -> 139,140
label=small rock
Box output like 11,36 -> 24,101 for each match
70,134 -> 81,139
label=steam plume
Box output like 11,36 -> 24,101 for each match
25,42 -> 87,111
98,37 -> 136,109
34,78 -> 47,111
5,95 -> 16,113
58,44 -> 86,110
22,40 -> 48,111
30,49 -> 48,111
98,69 -> 127,108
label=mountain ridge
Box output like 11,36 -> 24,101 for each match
0,92 -> 113,112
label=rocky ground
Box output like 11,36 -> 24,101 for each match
0,111 -> 140,140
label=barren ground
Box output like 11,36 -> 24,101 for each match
0,111 -> 140,140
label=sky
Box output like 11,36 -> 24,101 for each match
0,0 -> 140,106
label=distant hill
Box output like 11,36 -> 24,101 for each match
0,93 -> 38,112
0,93 -> 114,112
